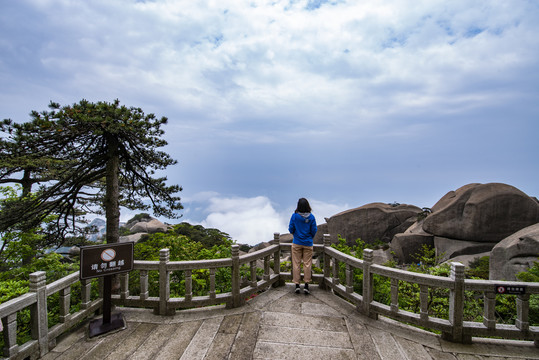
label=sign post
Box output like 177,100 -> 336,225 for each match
80,242 -> 134,337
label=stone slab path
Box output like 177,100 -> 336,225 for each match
41,285 -> 539,360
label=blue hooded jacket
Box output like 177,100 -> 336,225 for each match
288,212 -> 317,246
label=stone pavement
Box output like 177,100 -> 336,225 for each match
42,284 -> 539,360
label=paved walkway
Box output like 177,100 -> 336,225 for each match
42,284 -> 538,360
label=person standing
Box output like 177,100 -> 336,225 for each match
288,198 -> 317,294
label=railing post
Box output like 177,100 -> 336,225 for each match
390,278 -> 399,313
228,244 -> 244,308
119,273 -> 129,300
516,294 -> 530,331
272,233 -> 285,287
250,261 -> 257,287
140,270 -> 149,300
209,268 -> 216,299
319,234 -> 331,291
2,313 -> 18,357
29,271 -> 49,356
483,291 -> 496,330
345,263 -> 353,294
80,278 -> 92,309
362,249 -> 377,319
185,270 -> 192,302
59,286 -> 71,323
157,249 -> 172,315
443,262 -> 468,343
420,284 -> 429,323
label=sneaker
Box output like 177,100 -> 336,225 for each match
303,283 -> 310,295
295,284 -> 301,294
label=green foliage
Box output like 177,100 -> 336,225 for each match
130,231 -> 233,297
466,256 -> 490,279
171,222 -> 232,249
516,261 -> 539,325
0,280 -> 29,303
411,244 -> 444,270
516,261 -> 539,282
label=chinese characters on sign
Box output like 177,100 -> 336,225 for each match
80,242 -> 134,280
495,285 -> 526,295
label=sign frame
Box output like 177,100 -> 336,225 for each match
494,284 -> 527,295
80,242 -> 134,280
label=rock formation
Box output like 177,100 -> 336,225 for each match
423,183 -> 539,242
390,220 -> 434,264
389,183 -> 539,274
324,202 -> 421,246
489,223 -> 539,280
119,217 -> 169,243
129,218 -> 169,234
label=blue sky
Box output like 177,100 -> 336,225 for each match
1,0 -> 538,245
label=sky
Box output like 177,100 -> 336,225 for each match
1,0 -> 538,245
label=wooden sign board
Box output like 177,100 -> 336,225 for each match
80,242 -> 134,280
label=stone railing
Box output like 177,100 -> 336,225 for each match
1,233 -> 538,359
316,234 -> 538,345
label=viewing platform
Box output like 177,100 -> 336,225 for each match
1,234 -> 538,359
40,284 -> 539,360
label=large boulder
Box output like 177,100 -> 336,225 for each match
423,183 -> 539,242
391,220 -> 434,264
120,233 -> 147,243
433,237 -> 498,263
327,202 -> 421,246
489,223 -> 539,281
130,218 -> 169,234
313,223 -> 328,244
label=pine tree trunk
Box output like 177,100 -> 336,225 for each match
105,138 -> 120,244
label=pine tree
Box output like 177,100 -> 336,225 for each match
0,99 -> 182,246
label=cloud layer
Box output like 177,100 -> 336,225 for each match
181,193 -> 349,245
1,1 -> 538,245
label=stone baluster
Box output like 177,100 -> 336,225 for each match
120,273 -> 129,300
59,286 -> 71,323
139,270 -> 149,301
333,257 -> 340,285
185,270 -> 192,302
229,244 -> 244,308
420,284 -> 429,323
320,234 -> 331,291
2,313 -> 18,358
443,262 -> 467,343
272,233 -> 281,274
345,263 -> 353,294
29,271 -> 49,356
362,249 -> 377,319
209,268 -> 216,300
483,291 -> 496,330
250,261 -> 257,287
272,233 -> 285,287
390,278 -> 399,313
80,278 -> 92,309
516,293 -> 530,331
157,249 -> 170,315
264,255 -> 270,282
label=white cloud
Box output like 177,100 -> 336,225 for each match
200,195 -> 287,245
182,193 -> 350,245
1,0 -> 538,228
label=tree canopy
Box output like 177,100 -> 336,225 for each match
0,99 -> 182,246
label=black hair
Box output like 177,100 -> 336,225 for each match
295,198 -> 312,213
